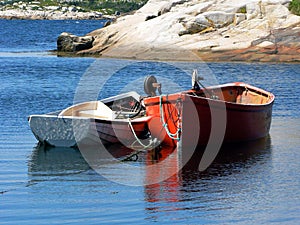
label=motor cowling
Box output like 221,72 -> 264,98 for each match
144,75 -> 162,97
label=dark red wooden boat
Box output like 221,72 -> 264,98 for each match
143,80 -> 275,147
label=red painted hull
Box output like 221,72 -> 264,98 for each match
144,82 -> 274,147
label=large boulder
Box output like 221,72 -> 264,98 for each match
57,32 -> 94,52
202,11 -> 235,28
179,14 -> 211,36
178,11 -> 235,36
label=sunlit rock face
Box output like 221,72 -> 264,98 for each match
62,0 -> 300,62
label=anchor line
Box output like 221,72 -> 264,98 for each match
122,118 -> 159,162
159,95 -> 182,141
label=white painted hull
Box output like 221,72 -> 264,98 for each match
28,92 -> 149,147
29,114 -> 99,147
29,114 -> 150,147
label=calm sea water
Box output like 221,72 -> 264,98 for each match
0,19 -> 300,224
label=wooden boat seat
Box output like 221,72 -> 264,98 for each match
59,101 -> 113,119
78,110 -> 112,119
236,90 -> 269,105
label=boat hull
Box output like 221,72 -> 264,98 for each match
29,115 -> 149,147
144,83 -> 274,147
182,94 -> 273,145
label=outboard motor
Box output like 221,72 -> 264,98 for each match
144,75 -> 162,97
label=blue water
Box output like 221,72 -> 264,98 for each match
0,20 -> 106,52
0,20 -> 300,224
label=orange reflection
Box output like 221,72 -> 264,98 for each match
144,145 -> 182,203
144,136 -> 272,205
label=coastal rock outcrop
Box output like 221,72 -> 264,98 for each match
62,0 -> 300,62
57,32 -> 94,52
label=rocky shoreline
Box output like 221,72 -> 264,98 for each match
2,0 -> 299,62
56,0 -> 300,62
0,4 -> 115,20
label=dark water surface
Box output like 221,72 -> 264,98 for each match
0,20 -> 300,224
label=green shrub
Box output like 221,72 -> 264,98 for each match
2,0 -> 149,14
289,0 -> 300,16
237,6 -> 247,14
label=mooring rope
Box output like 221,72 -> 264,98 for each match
159,95 -> 181,141
122,118 -> 160,162
127,118 -> 154,149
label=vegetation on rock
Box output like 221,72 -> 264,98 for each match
0,0 -> 148,14
289,0 -> 300,16
237,6 -> 247,14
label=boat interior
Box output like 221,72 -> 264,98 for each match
186,84 -> 273,105
59,101 -> 113,119
58,92 -> 145,119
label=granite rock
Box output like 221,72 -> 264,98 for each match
61,0 -> 300,62
57,32 -> 94,52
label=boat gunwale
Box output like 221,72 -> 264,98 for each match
29,114 -> 152,124
143,82 -> 275,108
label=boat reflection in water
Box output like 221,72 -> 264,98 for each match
28,143 -> 136,178
28,144 -> 90,177
29,136 -> 272,201
144,136 -> 272,205
182,135 -> 272,173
